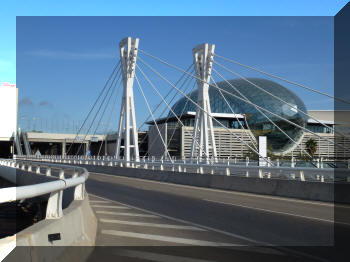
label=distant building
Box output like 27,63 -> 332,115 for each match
6,78 -> 349,160
141,78 -> 350,160
0,82 -> 18,158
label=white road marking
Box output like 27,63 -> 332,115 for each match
99,218 -> 205,231
115,249 -> 217,262
101,230 -> 240,246
92,205 -> 129,209
96,210 -> 160,218
203,199 -> 338,225
90,200 -> 111,203
89,172 -> 335,207
89,194 -> 330,262
90,194 -> 256,244
0,235 -> 16,262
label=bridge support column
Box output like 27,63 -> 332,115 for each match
116,37 -> 140,167
62,141 -> 66,156
190,43 -> 217,164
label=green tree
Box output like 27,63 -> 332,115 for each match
305,138 -> 317,158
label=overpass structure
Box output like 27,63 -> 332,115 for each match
1,155 -> 349,262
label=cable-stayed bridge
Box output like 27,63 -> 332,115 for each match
58,37 -> 350,171
1,37 -> 350,262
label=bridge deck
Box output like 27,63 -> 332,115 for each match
87,194 -> 292,261
89,194 -> 250,246
85,171 -> 346,261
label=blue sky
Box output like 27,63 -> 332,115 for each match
2,1 -> 349,132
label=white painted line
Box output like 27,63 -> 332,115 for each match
89,172 -> 334,207
96,211 -> 161,218
203,199 -> 338,225
0,235 -> 16,262
115,249 -> 216,262
90,200 -> 110,204
90,194 -> 330,262
92,205 -> 129,209
99,218 -> 205,231
101,230 -> 240,246
90,194 -> 256,244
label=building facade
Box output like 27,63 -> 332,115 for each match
145,78 -> 350,160
0,82 -> 17,158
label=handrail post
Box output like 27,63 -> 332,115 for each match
73,170 -> 85,200
246,157 -> 249,177
46,167 -> 51,176
46,190 -> 63,219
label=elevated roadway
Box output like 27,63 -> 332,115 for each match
85,171 -> 349,262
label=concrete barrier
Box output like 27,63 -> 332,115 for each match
0,165 -> 97,262
3,193 -> 97,262
83,164 -> 338,203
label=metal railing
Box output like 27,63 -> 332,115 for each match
15,155 -> 350,183
0,159 -> 88,219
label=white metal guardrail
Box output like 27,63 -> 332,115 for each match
0,159 -> 89,219
15,155 -> 350,183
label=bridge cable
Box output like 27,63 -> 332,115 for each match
210,75 -> 258,151
142,69 -> 196,158
75,65 -> 122,155
166,80 -> 198,155
138,49 -> 350,153
88,73 -> 122,156
214,60 -> 348,139
137,63 -> 194,132
212,68 -> 312,158
137,65 -> 195,156
80,67 -> 122,156
211,74 -> 350,153
137,57 -> 274,164
142,76 -> 195,159
136,64 -> 211,160
97,76 -> 123,156
214,54 -> 350,106
67,60 -> 121,155
134,74 -> 173,161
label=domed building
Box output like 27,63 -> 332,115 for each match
170,78 -> 308,155
145,77 -> 337,159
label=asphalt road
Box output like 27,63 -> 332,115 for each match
85,171 -> 349,261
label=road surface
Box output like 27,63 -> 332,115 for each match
85,171 -> 347,261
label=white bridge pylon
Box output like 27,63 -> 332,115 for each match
116,37 -> 140,164
190,43 -> 217,162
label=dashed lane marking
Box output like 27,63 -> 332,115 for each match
90,200 -> 111,204
92,205 -> 129,209
99,218 -> 205,231
101,230 -> 241,246
96,210 -> 161,218
90,194 -> 331,262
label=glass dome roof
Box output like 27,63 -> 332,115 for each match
170,78 -> 308,154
